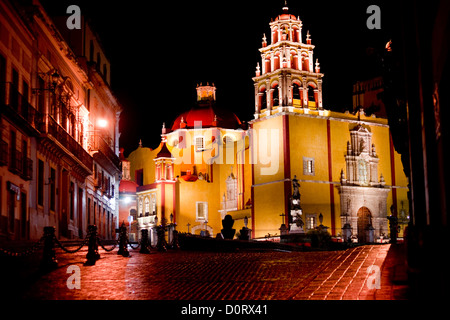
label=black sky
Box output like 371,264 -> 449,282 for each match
41,0 -> 400,156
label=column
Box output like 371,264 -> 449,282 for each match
317,79 -> 323,109
254,83 -> 260,116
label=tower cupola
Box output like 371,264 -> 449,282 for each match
252,1 -> 324,119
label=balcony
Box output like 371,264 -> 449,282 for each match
6,149 -> 33,180
89,134 -> 121,175
0,140 -> 7,166
0,83 -> 42,136
39,115 -> 93,178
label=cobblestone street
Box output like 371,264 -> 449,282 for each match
3,243 -> 408,301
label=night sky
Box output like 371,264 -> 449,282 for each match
41,0 -> 400,156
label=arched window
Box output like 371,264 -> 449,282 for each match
358,159 -> 369,186
259,86 -> 267,109
272,84 -> 279,107
290,51 -> 298,69
144,197 -> 150,216
302,55 -> 309,71
151,195 -> 156,215
293,83 -> 301,100
308,86 -> 316,104
292,26 -> 299,42
273,27 -> 278,43
265,56 -> 271,74
274,52 -> 280,70
138,198 -> 143,217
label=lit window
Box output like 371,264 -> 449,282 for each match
358,159 -> 368,185
196,202 -> 208,221
138,198 -> 143,216
151,196 -> 156,214
223,135 -> 234,145
144,197 -> 150,215
303,157 -> 315,176
306,214 -> 317,230
195,136 -> 205,151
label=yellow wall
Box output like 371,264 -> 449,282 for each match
253,182 -> 286,238
251,111 -> 409,238
127,110 -> 409,240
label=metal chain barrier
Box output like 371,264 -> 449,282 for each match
97,236 -> 118,252
54,233 -> 90,254
0,237 -> 44,258
1,224 -> 182,269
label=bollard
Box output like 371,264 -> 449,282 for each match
117,223 -> 130,257
156,225 -> 167,252
86,225 -> 100,265
139,229 -> 151,254
171,229 -> 180,250
41,226 -> 58,270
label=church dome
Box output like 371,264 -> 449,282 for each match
170,84 -> 243,131
119,179 -> 138,194
171,104 -> 242,131
275,13 -> 297,21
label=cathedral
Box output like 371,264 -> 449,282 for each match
119,4 -> 409,243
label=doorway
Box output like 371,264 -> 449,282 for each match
357,207 -> 372,243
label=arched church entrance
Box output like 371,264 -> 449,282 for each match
357,207 -> 372,243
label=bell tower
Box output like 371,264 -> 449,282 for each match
253,2 -> 324,119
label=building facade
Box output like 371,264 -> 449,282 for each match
0,0 -> 121,241
122,4 -> 409,242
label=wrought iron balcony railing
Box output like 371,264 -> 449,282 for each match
0,82 -> 43,134
41,115 -> 93,172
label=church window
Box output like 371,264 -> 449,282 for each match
195,136 -> 205,151
196,202 -> 208,221
138,198 -> 143,217
144,197 -> 150,216
223,135 -> 234,145
151,196 -> 156,214
293,83 -> 301,100
305,214 -> 317,230
308,86 -> 316,104
272,85 -> 279,107
358,159 -> 369,185
303,157 -> 315,176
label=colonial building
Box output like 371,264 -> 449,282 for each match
122,4 -> 409,242
0,0 -> 122,240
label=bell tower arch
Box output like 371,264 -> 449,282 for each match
252,2 -> 324,118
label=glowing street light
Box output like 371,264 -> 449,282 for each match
97,119 -> 108,128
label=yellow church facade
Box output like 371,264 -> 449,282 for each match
120,4 -> 409,243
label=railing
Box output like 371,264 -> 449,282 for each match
0,82 -> 43,132
0,224 -> 179,268
8,149 -> 22,175
0,140 -> 7,166
43,115 -> 93,170
89,134 -> 120,170
6,149 -> 33,180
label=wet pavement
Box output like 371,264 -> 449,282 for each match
1,243 -> 409,301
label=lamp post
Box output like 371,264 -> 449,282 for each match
32,70 -> 60,95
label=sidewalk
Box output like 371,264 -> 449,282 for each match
1,242 -> 409,300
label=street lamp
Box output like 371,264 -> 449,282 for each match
32,70 -> 61,94
97,118 -> 108,128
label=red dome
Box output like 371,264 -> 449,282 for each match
275,14 -> 297,21
171,103 -> 242,131
119,179 -> 138,194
